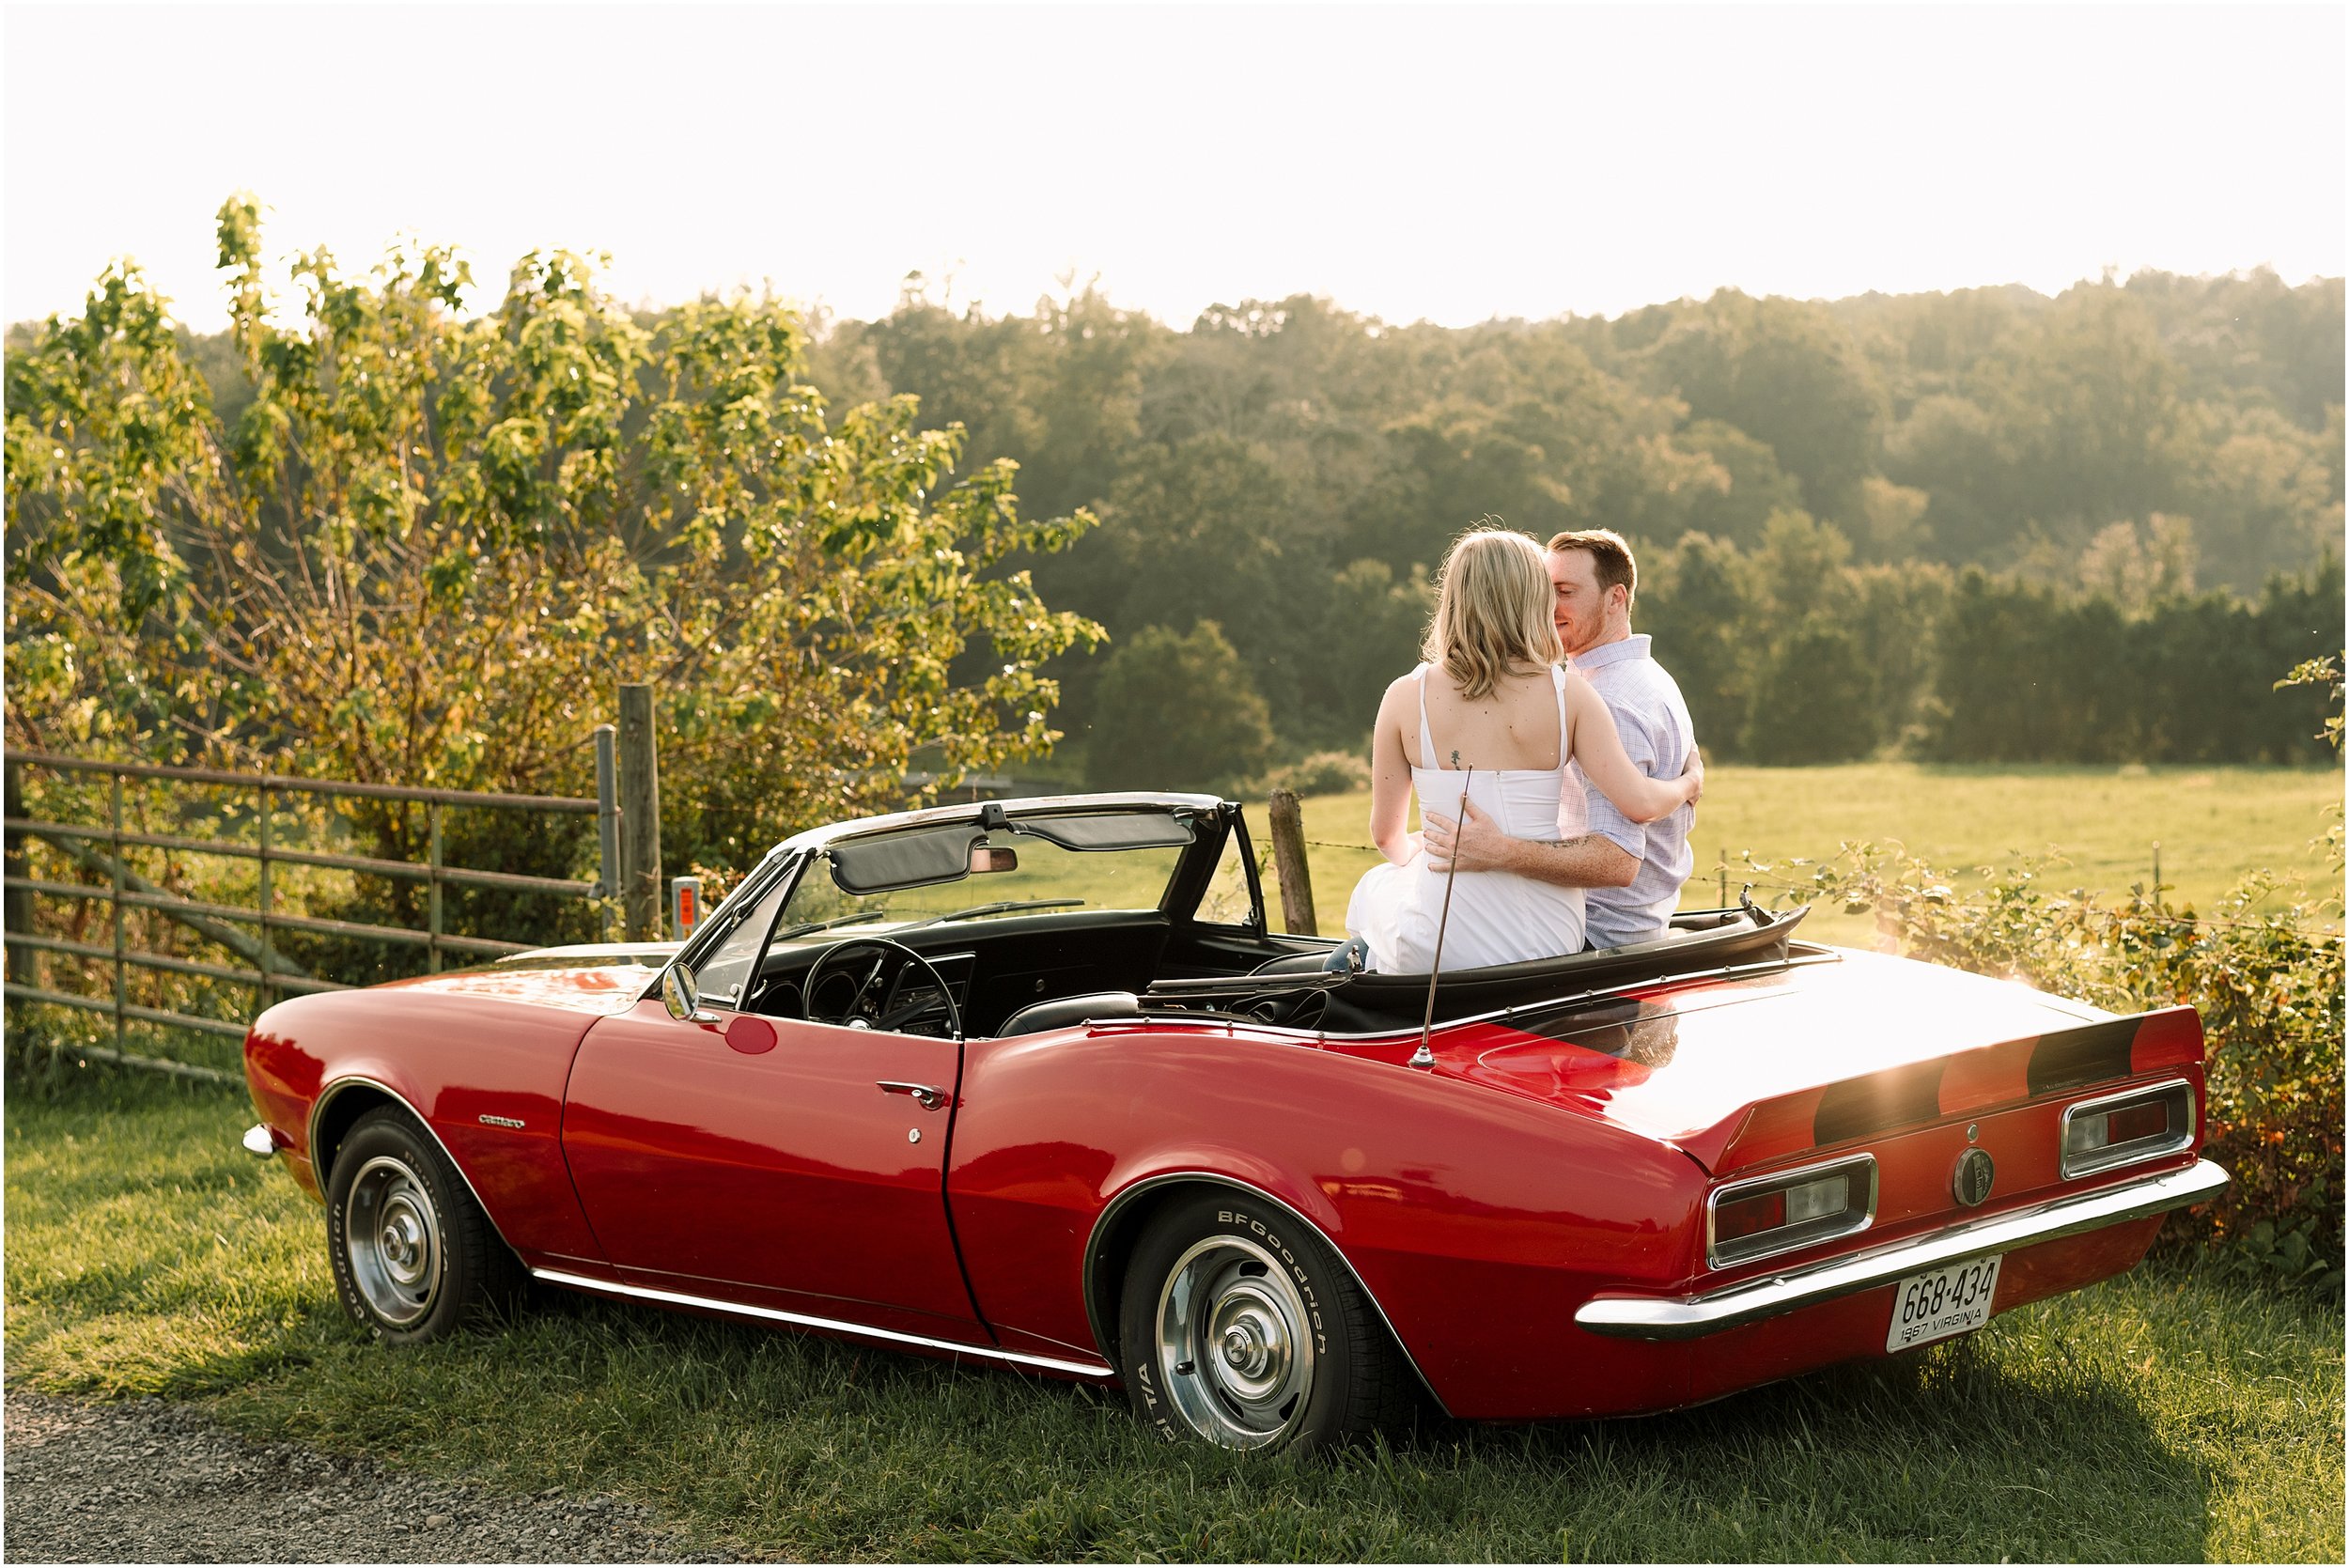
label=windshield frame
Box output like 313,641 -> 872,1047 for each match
655,795 -> 1265,1002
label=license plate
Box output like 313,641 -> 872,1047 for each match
1886,1254 -> 2002,1351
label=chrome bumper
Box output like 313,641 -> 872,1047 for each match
241,1124 -> 276,1157
1576,1158 -> 2229,1342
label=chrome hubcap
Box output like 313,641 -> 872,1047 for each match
1156,1235 -> 1315,1448
344,1155 -> 442,1327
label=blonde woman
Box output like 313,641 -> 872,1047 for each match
1342,528 -> 1701,972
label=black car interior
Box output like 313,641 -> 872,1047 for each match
721,798 -> 1813,1041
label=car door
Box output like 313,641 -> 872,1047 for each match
560,870 -> 986,1345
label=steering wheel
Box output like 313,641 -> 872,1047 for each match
801,938 -> 963,1039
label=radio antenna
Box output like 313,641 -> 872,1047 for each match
1411,754 -> 1471,1069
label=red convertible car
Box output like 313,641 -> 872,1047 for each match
241,793 -> 2227,1452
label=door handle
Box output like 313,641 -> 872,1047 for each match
877,1080 -> 949,1110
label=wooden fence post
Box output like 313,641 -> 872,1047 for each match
594,723 -> 620,940
1267,788 -> 1317,937
109,773 -> 126,1054
427,803 -> 443,974
617,684 -> 662,942
3,760 -> 34,987
257,784 -> 274,1009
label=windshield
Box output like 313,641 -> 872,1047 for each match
773,818 -> 1190,940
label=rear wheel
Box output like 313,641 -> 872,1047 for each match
325,1106 -> 521,1343
1117,1191 -> 1415,1452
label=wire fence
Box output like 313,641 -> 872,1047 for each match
1289,833 -> 2342,942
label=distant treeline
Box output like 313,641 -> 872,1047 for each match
159,267 -> 2342,783
1637,525 -> 2339,768
790,270 -> 2342,782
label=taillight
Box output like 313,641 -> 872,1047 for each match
1706,1155 -> 1876,1268
2061,1079 -> 2194,1178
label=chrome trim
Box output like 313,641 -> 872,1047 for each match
776,792 -> 1224,857
241,1123 -> 276,1157
665,849 -> 804,987
528,1267 -> 1114,1378
1577,1157 -> 2229,1342
878,1079 -> 949,1110
2060,1078 -> 2196,1180
1705,1153 -> 1879,1270
1079,1171 -> 1451,1419
505,940 -> 683,964
304,1076 -> 518,1254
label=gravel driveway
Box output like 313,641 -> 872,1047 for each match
3,1389 -> 722,1562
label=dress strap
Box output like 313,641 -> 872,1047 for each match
1415,664 -> 1440,769
1551,664 -> 1570,770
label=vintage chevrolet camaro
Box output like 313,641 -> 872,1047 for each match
241,792 -> 2228,1452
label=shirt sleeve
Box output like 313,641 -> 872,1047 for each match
1578,699 -> 1656,859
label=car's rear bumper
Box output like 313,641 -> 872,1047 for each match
1575,1157 -> 2228,1342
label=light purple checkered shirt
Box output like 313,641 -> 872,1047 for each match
1563,634 -> 1698,949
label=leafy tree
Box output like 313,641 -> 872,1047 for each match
1632,531 -> 1756,754
4,195 -> 1102,880
1665,418 -> 1804,548
1742,622 -> 1880,764
2077,515 -> 2199,608
1303,559 -> 1432,745
2185,405 -> 2343,588
1968,286 -> 2193,542
1641,289 -> 1886,520
1085,621 -> 1274,795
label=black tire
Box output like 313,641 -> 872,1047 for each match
1117,1190 -> 1416,1453
324,1106 -> 522,1344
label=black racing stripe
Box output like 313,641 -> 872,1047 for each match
1813,1059 -> 1947,1147
2027,1017 -> 2140,1097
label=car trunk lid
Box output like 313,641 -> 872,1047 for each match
1433,948 -> 2202,1175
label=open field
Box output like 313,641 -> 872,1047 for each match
1295,763 -> 2341,947
7,1069 -> 2341,1563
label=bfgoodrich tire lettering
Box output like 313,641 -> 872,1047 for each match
1117,1190 -> 1415,1452
324,1106 -> 521,1344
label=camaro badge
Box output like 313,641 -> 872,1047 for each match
478,1114 -> 526,1129
1952,1147 -> 1995,1206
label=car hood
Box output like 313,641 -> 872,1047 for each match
374,954 -> 666,1017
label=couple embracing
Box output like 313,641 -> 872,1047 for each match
1338,526 -> 1702,973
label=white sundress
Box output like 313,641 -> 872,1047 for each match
1344,663 -> 1590,973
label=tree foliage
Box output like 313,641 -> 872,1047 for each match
798,271 -> 2340,768
4,196 -> 1102,872
1085,620 -> 1274,796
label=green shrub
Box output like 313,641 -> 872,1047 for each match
1261,749 -> 1371,799
1085,621 -> 1275,796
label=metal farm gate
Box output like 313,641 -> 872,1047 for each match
0,722 -> 652,1083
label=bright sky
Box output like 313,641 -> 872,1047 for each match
5,2 -> 2342,334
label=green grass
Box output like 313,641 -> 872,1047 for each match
1296,763 -> 2341,947
8,1067 -> 2341,1561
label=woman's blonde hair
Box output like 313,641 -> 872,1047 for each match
1422,527 -> 1563,701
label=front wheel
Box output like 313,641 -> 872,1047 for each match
1118,1192 -> 1415,1452
325,1106 -> 521,1343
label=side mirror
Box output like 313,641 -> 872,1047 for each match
661,964 -> 714,1022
